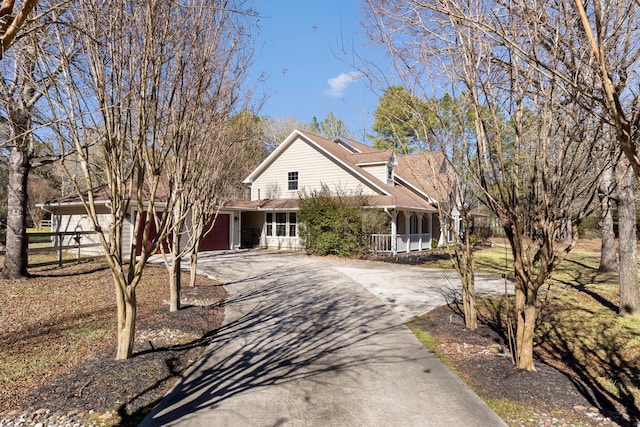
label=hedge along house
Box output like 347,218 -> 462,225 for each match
240,129 -> 458,254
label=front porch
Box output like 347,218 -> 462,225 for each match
370,233 -> 431,253
369,210 -> 442,255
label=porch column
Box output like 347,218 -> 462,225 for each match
404,211 -> 410,253
236,211 -> 241,250
429,213 -> 434,248
417,213 -> 424,251
261,212 -> 267,249
390,210 -> 398,255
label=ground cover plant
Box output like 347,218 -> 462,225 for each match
412,238 -> 640,426
0,259 -> 225,425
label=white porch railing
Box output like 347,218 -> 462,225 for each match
370,233 -> 431,254
370,234 -> 392,253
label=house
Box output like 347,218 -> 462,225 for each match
233,130 -> 457,254
41,130 -> 458,256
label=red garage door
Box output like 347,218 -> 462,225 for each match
199,214 -> 230,251
135,211 -> 171,256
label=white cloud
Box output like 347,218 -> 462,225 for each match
324,71 -> 363,98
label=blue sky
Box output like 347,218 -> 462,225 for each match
252,1 -> 384,141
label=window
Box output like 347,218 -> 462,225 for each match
288,171 -> 299,191
276,213 -> 287,236
266,213 -> 273,236
439,160 -> 447,174
289,212 -> 297,237
266,212 -> 297,237
387,163 -> 394,183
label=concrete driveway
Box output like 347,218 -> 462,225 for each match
141,251 -> 508,427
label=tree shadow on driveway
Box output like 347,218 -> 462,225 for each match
140,264 -> 422,426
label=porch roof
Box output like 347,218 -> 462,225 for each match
224,191 -> 436,214
223,199 -> 299,211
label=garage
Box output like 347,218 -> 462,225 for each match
199,213 -> 230,251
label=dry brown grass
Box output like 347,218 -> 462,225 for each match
0,259 -> 223,417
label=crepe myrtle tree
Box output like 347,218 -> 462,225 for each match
156,2 -> 258,312
184,114 -> 264,289
371,87 -> 480,330
364,0 -> 603,370
48,0 -> 259,360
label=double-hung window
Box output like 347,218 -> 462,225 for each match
288,171 -> 299,191
266,212 -> 297,237
289,212 -> 297,237
266,213 -> 273,236
276,213 -> 287,236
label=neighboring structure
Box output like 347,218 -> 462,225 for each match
41,130 -> 459,256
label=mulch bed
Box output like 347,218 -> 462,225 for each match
414,304 -> 633,426
1,285 -> 225,426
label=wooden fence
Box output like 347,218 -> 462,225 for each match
28,230 -> 101,267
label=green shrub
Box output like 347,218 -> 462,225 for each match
299,185 -> 384,256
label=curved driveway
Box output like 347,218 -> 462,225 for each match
141,251 -> 508,427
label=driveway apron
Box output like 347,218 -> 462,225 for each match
140,251 -> 507,427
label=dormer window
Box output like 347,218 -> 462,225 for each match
439,159 -> 447,174
386,163 -> 394,185
288,171 -> 299,191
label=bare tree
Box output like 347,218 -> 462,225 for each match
55,0 -> 177,360
483,0 -> 640,317
46,0 -> 258,359
572,0 -> 640,183
364,0 -> 602,371
0,7 -> 73,278
260,116 -> 310,152
158,5 -> 258,311
0,0 -> 38,57
185,117 -> 262,288
372,88 -> 480,330
26,173 -> 56,228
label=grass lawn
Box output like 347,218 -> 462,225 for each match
26,227 -> 52,244
416,239 -> 640,422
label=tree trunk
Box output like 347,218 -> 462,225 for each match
115,282 -> 137,360
460,231 -> 477,330
189,250 -> 198,287
169,261 -> 181,312
167,216 -> 183,312
2,144 -> 29,279
169,243 -> 181,313
514,282 -> 537,371
617,160 -> 639,316
599,164 -> 617,272
462,271 -> 477,330
189,237 -> 203,287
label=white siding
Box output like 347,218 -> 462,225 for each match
52,205 -> 133,256
251,137 -> 383,200
53,206 -> 111,255
359,164 -> 388,183
263,236 -> 302,250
